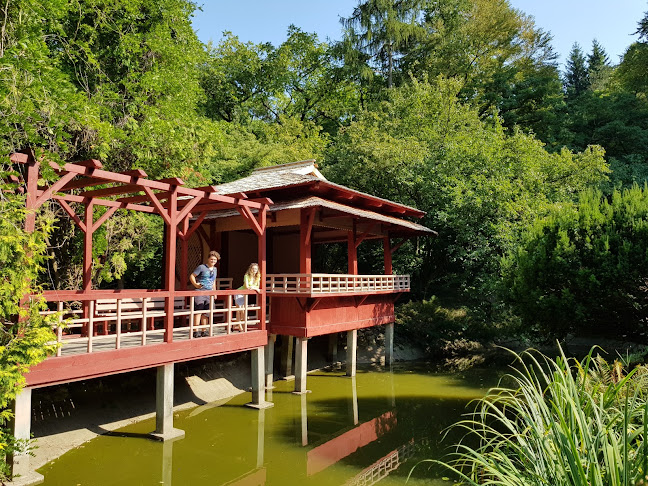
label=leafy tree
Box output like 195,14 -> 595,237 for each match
324,78 -> 608,297
564,43 -> 589,99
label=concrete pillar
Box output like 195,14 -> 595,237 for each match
385,323 -> 394,366
151,364 -> 185,441
280,335 -> 294,380
327,333 -> 338,364
8,387 -> 44,485
248,346 -> 274,409
265,334 -> 276,390
346,330 -> 357,377
293,337 -> 310,394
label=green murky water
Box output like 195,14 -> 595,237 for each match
37,364 -> 497,485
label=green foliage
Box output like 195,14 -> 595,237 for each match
0,181 -> 56,476
202,28 -> 360,135
425,346 -> 648,485
503,185 -> 648,339
325,78 -> 608,295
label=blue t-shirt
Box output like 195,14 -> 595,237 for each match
193,264 -> 216,291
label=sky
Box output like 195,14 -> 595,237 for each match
191,0 -> 647,69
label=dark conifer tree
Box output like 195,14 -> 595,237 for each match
564,43 -> 589,98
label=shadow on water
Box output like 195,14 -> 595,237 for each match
36,363 -> 500,486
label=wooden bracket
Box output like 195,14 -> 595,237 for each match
34,171 -> 77,208
176,196 -> 202,224
237,205 -> 267,236
354,295 -> 369,307
58,199 -> 87,232
91,206 -> 119,233
296,297 -> 321,312
306,298 -> 321,312
182,212 -> 208,240
143,186 -> 171,225
390,239 -> 406,254
355,223 -> 379,249
304,208 -> 317,246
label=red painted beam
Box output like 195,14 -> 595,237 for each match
25,330 -> 268,388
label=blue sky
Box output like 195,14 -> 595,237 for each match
191,1 -> 647,69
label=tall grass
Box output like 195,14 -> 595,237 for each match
424,346 -> 648,485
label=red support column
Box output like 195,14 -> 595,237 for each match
383,236 -> 393,275
179,219 -> 189,290
258,209 -> 267,331
83,200 -> 94,293
164,188 -> 178,343
300,208 -> 312,274
24,157 -> 39,233
348,222 -> 358,275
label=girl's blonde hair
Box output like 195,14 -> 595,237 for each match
245,263 -> 261,286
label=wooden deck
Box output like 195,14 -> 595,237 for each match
26,288 -> 267,388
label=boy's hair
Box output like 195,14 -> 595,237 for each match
208,250 -> 221,260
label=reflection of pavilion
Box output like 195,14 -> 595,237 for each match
342,438 -> 426,486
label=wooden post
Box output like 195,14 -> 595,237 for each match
258,210 -> 267,330
348,223 -> 358,275
300,208 -> 313,274
180,219 -> 189,290
164,188 -> 178,343
383,236 -> 393,275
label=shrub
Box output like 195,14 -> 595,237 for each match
502,185 -> 648,340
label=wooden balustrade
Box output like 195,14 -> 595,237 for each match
38,281 -> 267,357
265,274 -> 410,295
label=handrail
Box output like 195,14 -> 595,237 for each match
37,281 -> 265,358
265,273 -> 410,294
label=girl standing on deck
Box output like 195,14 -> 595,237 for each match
234,263 -> 261,330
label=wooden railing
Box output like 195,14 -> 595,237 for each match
265,274 -> 410,295
38,280 -> 267,357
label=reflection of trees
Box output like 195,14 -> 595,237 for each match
343,438 -> 429,486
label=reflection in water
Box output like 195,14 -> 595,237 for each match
37,365 -> 496,486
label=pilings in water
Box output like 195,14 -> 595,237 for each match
279,335 -> 294,380
248,346 -> 274,409
7,387 -> 44,486
346,330 -> 357,377
293,337 -> 310,394
385,323 -> 394,366
264,334 -> 276,390
151,363 -> 185,441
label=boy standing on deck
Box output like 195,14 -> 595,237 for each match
189,250 -> 220,337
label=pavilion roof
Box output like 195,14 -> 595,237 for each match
204,196 -> 436,238
214,160 -> 426,220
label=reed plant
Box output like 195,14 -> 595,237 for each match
423,346 -> 648,485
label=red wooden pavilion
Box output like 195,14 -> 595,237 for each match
5,151 -> 434,484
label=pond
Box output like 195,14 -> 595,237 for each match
37,364 -> 498,485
